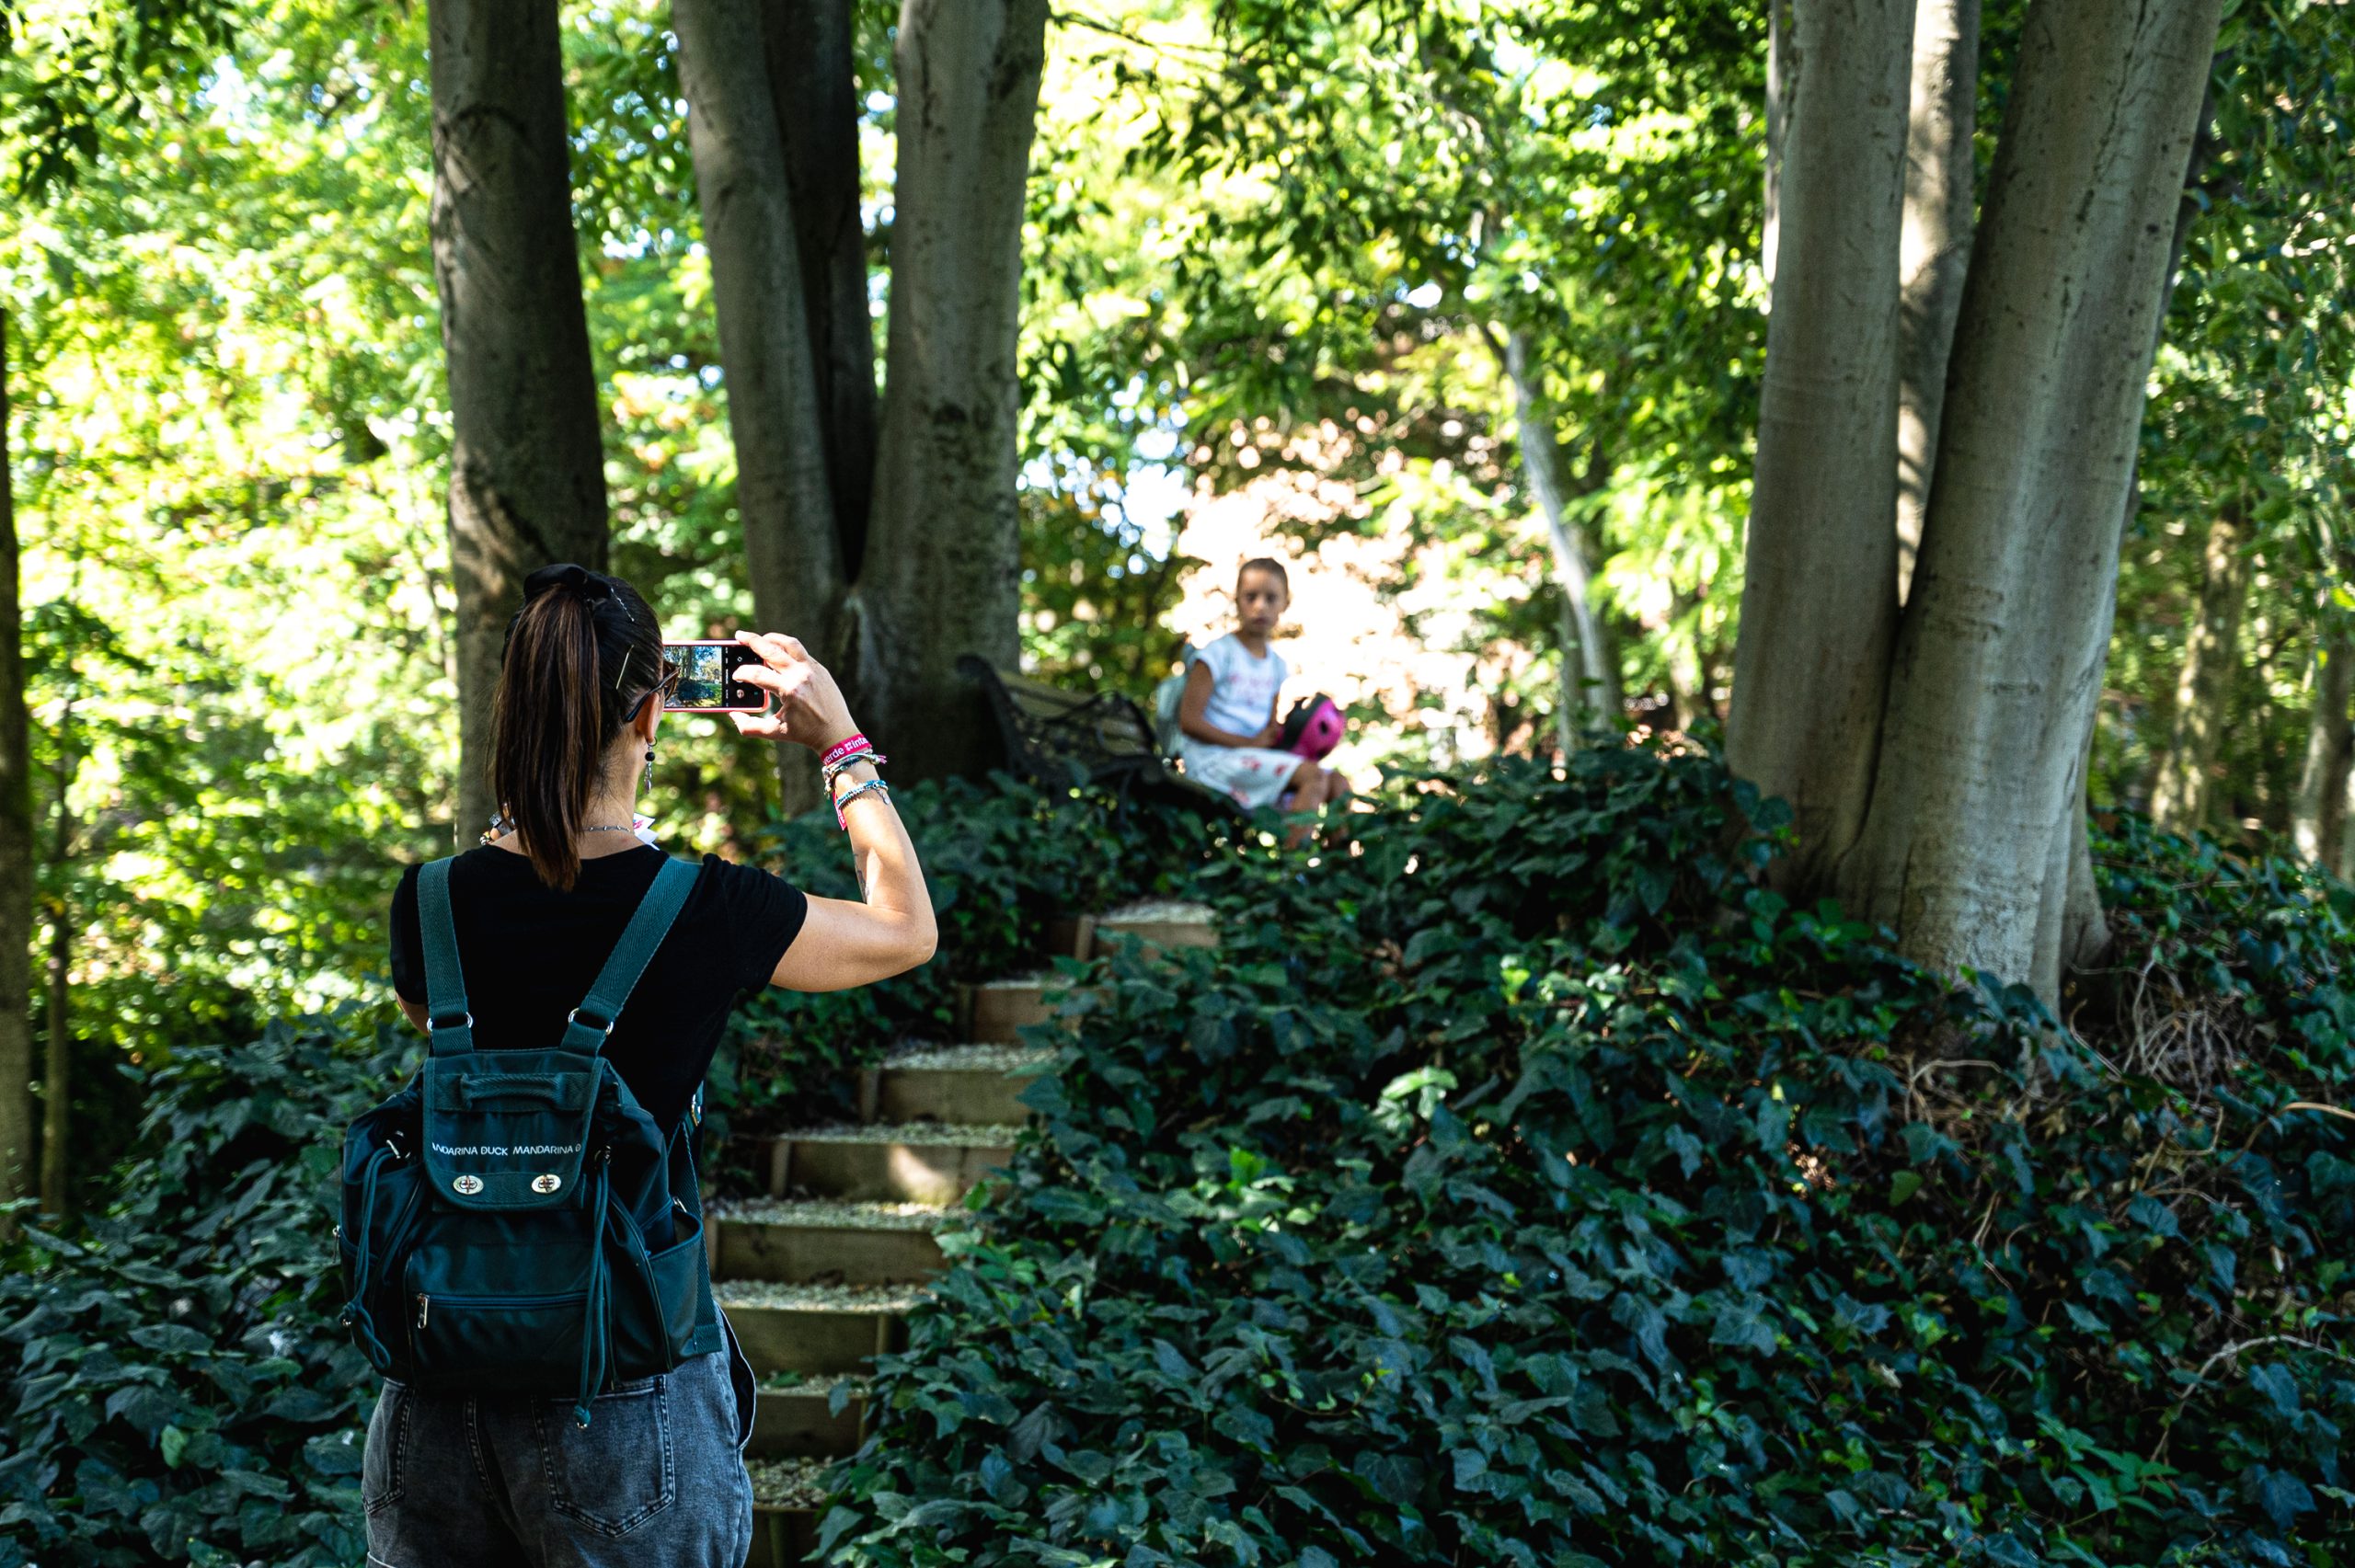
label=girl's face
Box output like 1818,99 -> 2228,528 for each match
1236,568 -> 1289,638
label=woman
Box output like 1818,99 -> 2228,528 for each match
365,563 -> 934,1567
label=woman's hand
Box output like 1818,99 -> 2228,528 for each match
1251,721 -> 1285,748
729,631 -> 857,751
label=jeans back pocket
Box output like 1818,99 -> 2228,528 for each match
532,1376 -> 676,1536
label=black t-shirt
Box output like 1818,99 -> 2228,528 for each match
389,844 -> 808,1128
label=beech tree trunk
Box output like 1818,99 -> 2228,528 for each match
1894,0 -> 1979,599
2053,80 -> 2222,967
1763,0 -> 1795,295
856,0 -> 1048,779
2341,768 -> 2355,884
36,713 -> 72,1217
38,877 -> 64,1216
1837,0 -> 2224,999
676,0 -> 850,815
680,0 -> 1045,790
2291,622 -> 2351,866
1727,0 -> 1915,885
428,0 -> 610,841
2148,504 -> 2251,837
0,310 -> 32,1225
1502,330 -> 1616,745
764,0 -> 879,567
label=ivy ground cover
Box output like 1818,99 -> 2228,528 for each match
827,748 -> 2355,1566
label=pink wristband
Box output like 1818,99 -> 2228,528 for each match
821,732 -> 869,769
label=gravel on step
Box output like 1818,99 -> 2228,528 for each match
1098,898 -> 1217,925
748,1457 -> 833,1509
712,1196 -> 958,1230
777,1121 -> 1024,1146
884,1043 -> 1055,1073
716,1280 -> 932,1312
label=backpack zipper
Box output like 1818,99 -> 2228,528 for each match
415,1292 -> 430,1330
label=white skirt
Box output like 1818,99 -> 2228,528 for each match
1178,739 -> 1304,810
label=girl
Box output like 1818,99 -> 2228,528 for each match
1177,557 -> 1351,826
371,563 -> 935,1567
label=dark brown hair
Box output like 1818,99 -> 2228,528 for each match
1237,556 -> 1290,593
490,563 -> 665,891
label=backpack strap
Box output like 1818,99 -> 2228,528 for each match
557,857 -> 700,1054
417,857 -> 477,1059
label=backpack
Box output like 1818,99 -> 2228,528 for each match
1151,646 -> 1194,754
337,855 -> 722,1426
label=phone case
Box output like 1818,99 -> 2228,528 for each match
661,640 -> 774,715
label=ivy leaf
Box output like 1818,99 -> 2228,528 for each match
1352,1450 -> 1426,1504
2253,1467 -> 2315,1528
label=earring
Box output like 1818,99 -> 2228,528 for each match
643,745 -> 655,798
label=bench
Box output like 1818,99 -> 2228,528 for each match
956,656 -> 1238,818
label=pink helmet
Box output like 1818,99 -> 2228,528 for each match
1280,694 -> 1346,761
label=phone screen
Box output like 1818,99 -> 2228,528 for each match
661,642 -> 766,712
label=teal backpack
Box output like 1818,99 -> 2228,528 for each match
338,855 -> 723,1425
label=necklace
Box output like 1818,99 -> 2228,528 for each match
479,811 -> 650,847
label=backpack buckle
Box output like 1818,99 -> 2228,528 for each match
567,1007 -> 616,1036
428,1010 -> 473,1031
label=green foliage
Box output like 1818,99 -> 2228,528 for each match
714,776 -> 1229,1148
0,773 -> 1226,1558
2084,810 -> 2355,1077
822,750 -> 2355,1565
0,1013 -> 405,1567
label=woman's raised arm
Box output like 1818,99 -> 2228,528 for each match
728,631 -> 936,991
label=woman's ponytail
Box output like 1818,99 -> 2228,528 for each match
488,564 -> 664,890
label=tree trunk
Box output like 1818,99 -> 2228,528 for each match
2291,622 -> 2351,866
38,882 -> 64,1217
1727,0 -> 1915,884
0,309 -> 33,1226
2341,762 -> 2355,884
676,0 -> 852,815
1503,330 -> 1615,743
1894,0 -> 1979,600
857,0 -> 1048,781
1763,0 -> 1796,295
764,0 -> 879,572
2055,77 -> 2221,970
1837,0 -> 2225,997
2148,503 -> 2252,837
428,0 -> 610,841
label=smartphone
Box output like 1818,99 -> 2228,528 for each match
661,640 -> 772,714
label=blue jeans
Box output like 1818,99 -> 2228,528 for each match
362,1320 -> 756,1567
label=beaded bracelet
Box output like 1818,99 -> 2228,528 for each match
822,744 -> 885,782
833,777 -> 891,830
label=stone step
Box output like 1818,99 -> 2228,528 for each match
717,1281 -> 924,1377
709,1198 -> 951,1286
751,1122 -> 1021,1206
749,1374 -> 867,1459
746,1506 -> 819,1568
1041,913 -> 1096,960
956,974 -> 1060,1045
855,1042 -> 1054,1126
1091,898 -> 1220,958
746,1459 -> 828,1567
